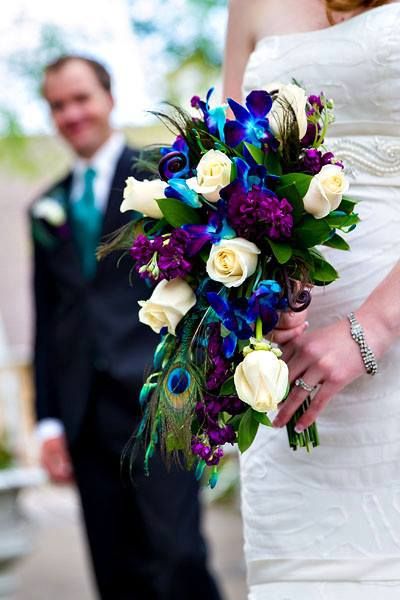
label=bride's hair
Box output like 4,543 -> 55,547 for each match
325,0 -> 389,12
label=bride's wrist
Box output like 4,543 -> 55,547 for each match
354,306 -> 395,360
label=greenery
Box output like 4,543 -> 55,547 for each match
0,434 -> 13,470
128,0 -> 227,100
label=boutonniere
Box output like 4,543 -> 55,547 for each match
32,193 -> 70,248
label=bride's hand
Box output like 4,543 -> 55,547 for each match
272,318 -> 375,431
271,310 -> 309,345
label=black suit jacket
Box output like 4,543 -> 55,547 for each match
31,145 -> 158,444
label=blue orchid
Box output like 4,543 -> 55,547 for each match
183,212 -> 236,256
232,157 -> 280,192
248,280 -> 284,335
207,293 -> 254,358
165,178 -> 202,208
224,90 -> 278,150
194,88 -> 227,142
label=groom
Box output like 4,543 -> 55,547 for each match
30,55 -> 222,600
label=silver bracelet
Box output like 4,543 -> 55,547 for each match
347,312 -> 378,375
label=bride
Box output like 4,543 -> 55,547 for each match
223,0 -> 400,598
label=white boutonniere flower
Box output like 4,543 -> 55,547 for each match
32,196 -> 67,227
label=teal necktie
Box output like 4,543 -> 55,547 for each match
71,167 -> 102,279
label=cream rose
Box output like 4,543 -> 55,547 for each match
234,349 -> 289,412
138,278 -> 196,335
206,238 -> 260,288
303,164 -> 349,219
265,82 -> 308,140
186,149 -> 232,202
120,176 -> 166,219
32,197 -> 66,227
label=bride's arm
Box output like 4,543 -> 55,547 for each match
222,0 -> 257,101
273,261 -> 400,431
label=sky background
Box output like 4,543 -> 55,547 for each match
0,0 -> 154,133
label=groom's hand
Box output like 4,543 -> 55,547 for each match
41,435 -> 74,483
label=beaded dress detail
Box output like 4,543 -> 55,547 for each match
240,4 -> 400,599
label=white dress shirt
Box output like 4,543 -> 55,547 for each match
37,131 -> 126,444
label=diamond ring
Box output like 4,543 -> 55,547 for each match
294,378 -> 315,393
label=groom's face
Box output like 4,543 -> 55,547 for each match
43,59 -> 114,159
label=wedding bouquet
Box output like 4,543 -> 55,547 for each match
100,83 -> 359,487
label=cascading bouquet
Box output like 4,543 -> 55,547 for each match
100,83 -> 359,487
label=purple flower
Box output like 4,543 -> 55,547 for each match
130,229 -> 192,282
191,95 -> 201,108
191,436 -> 224,466
225,182 -> 293,241
302,149 -> 340,175
301,121 -> 319,147
205,323 -> 232,390
208,423 -> 236,446
308,94 -> 323,111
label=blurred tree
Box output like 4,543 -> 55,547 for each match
0,23 -> 75,176
8,23 -> 71,99
128,0 -> 227,101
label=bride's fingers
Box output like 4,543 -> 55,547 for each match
276,311 -> 308,330
292,382 -> 337,432
272,369 -> 321,428
272,322 -> 308,345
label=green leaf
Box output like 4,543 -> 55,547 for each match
219,376 -> 236,396
238,408 -> 260,453
324,213 -> 360,228
251,410 -> 272,427
293,248 -> 314,268
243,142 -> 265,165
264,150 -> 283,176
339,196 -> 358,214
276,182 -> 304,223
267,239 -> 293,264
295,215 -> 332,248
156,198 -> 202,228
278,172 -> 312,197
146,217 -> 168,236
322,233 -> 350,251
309,252 -> 338,283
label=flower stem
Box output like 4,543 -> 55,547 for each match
255,317 -> 263,341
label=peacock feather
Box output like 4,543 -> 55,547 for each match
128,309 -> 208,474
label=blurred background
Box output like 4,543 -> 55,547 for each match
0,1 -> 246,598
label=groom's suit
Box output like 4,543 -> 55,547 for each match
31,140 -> 222,600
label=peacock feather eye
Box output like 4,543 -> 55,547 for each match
167,367 -> 191,395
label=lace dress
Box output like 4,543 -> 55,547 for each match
240,4 -> 400,598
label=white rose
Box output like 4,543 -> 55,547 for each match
32,197 -> 66,227
265,82 -> 308,140
120,176 -> 166,219
206,238 -> 260,288
138,278 -> 196,335
186,149 -> 232,202
234,349 -> 289,412
303,164 -> 349,219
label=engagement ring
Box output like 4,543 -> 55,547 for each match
294,378 -> 315,393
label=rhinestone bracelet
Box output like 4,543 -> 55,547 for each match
347,312 -> 378,375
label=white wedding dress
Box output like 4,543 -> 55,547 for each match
240,4 -> 400,599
